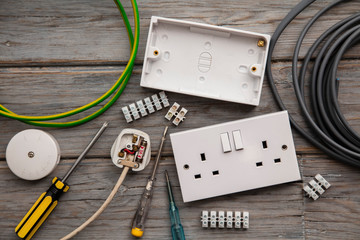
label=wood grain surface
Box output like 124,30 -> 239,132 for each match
0,0 -> 359,239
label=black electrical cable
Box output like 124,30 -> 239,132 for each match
266,0 -> 360,167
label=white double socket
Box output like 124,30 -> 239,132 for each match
170,111 -> 301,202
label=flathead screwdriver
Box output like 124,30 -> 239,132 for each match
15,122 -> 108,240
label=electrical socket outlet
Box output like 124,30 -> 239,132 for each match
170,111 -> 301,202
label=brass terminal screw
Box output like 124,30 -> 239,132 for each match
118,152 -> 125,158
132,135 -> 138,143
257,39 -> 265,47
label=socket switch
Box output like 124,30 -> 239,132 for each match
170,111 -> 301,202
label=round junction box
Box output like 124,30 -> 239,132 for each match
6,129 -> 60,180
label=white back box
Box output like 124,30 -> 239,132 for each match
141,16 -> 270,106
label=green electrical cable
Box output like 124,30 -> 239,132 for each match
0,0 -> 139,127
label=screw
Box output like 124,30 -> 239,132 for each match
257,39 -> 265,47
118,152 -> 125,157
28,151 -> 35,158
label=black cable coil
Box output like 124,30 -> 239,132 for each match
266,0 -> 360,167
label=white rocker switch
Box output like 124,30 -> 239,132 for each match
220,133 -> 231,153
232,130 -> 244,150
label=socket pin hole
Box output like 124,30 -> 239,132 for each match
200,153 -> 206,161
282,145 -> 288,150
183,164 -> 190,170
194,174 -> 201,179
274,158 -> 281,163
256,162 -> 263,167
212,170 -> 219,176
262,141 -> 268,149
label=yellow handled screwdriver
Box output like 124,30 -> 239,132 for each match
15,122 -> 109,240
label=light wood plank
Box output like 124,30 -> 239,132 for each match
0,157 -> 304,240
1,59 -> 359,159
1,1 -> 360,239
302,155 -> 360,240
0,0 -> 359,65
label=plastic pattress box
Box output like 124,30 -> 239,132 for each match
140,16 -> 271,106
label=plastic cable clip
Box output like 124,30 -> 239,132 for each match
303,174 -> 331,200
165,102 -> 188,126
201,210 -> 249,229
122,91 -> 169,123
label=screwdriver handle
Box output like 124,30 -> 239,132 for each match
131,178 -> 155,238
15,177 -> 69,240
169,203 -> 186,240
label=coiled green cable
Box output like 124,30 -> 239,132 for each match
0,0 -> 139,127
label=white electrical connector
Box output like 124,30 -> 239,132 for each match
202,211 -> 209,228
226,211 -> 233,228
173,107 -> 188,126
201,210 -> 249,229
152,94 -> 162,110
243,212 -> 249,229
218,211 -> 225,228
144,97 -> 155,113
159,91 -> 170,106
129,103 -> 140,120
122,91 -> 170,123
210,211 -> 217,228
165,102 -> 188,126
165,102 -> 180,120
303,174 -> 331,200
136,100 -> 147,117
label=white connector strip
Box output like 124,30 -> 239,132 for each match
165,102 -> 188,126
122,91 -> 170,123
201,210 -> 249,229
303,174 -> 331,200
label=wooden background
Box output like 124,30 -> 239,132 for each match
1,0 -> 360,239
